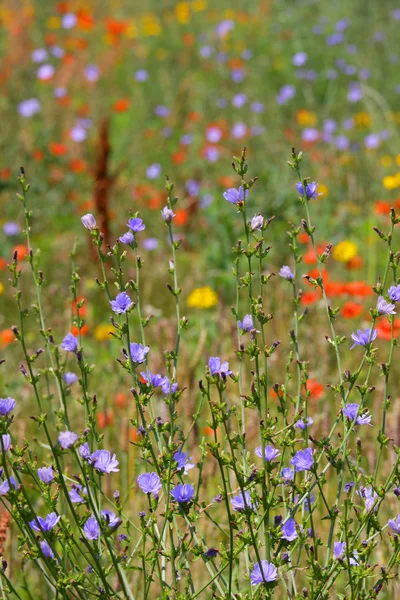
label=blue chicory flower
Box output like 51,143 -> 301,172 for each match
208,357 -> 232,378
64,372 -> 78,385
231,490 -> 258,512
30,512 -> 60,532
291,448 -> 314,472
250,561 -> 278,585
58,431 -> 78,449
170,484 -> 195,503
281,518 -> 298,542
255,445 -> 280,461
84,516 -> 100,540
137,472 -> 162,496
388,285 -> 400,303
173,451 -> 195,474
119,231 -> 134,244
40,540 -> 55,559
279,266 -> 294,280
350,328 -> 377,349
0,398 -> 16,416
110,291 -> 134,314
91,450 -> 119,473
38,467 -> 54,484
223,186 -> 248,204
61,333 -> 78,353
342,403 -> 372,425
127,218 -> 145,232
377,296 -> 396,315
130,343 -> 150,364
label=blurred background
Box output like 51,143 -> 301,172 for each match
0,0 -> 400,444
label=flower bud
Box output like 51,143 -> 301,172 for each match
81,214 -> 96,230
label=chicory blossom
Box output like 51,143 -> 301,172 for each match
238,314 -> 254,332
350,328 -> 377,349
280,467 -> 294,482
250,214 -> 264,230
137,472 -> 162,496
30,512 -> 60,532
250,561 -> 278,585
79,442 -> 91,460
119,231 -> 134,244
130,343 -> 150,364
342,403 -> 372,425
40,540 -> 55,559
161,207 -> 175,222
377,296 -> 396,315
110,291 -> 134,314
58,431 -> 78,449
334,541 -> 346,559
231,490 -> 258,512
281,518 -> 298,541
84,516 -> 100,540
0,397 -> 16,416
38,467 -> 54,484
1,435 -> 11,452
208,357 -> 232,378
295,417 -> 314,430
255,445 -> 280,461
101,510 -> 121,529
69,484 -> 87,503
61,333 -> 78,353
279,266 -> 294,280
0,477 -> 17,495
91,450 -> 119,473
291,448 -> 314,472
358,486 -> 379,512
81,214 -> 96,230
173,451 -> 195,474
223,186 -> 248,204
64,372 -> 78,385
171,484 -> 195,503
388,285 -> 400,302
388,514 -> 400,534
295,181 -> 319,199
127,218 -> 145,232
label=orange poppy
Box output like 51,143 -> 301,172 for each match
306,379 -> 324,399
303,248 -> 317,265
0,258 -> 6,270
374,201 -> 391,215
298,232 -> 309,244
105,18 -> 128,36
49,142 -> 67,156
115,393 -> 126,408
69,159 -> 86,173
172,151 -> 186,165
301,291 -> 320,305
0,329 -> 14,345
175,209 -> 188,226
0,168 -> 11,180
12,245 -> 28,260
114,99 -> 130,113
325,282 -> 346,297
376,318 -> 400,340
346,256 -> 363,270
97,411 -> 113,428
72,297 -> 87,317
33,149 -> 44,161
342,302 -> 363,319
344,281 -> 373,298
77,9 -> 94,30
71,324 -> 89,336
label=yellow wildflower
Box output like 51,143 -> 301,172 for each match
395,154 -> 400,167
296,109 -> 317,127
354,112 -> 372,128
192,0 -> 207,11
318,183 -> 328,196
0,283 -> 4,295
94,324 -> 111,342
381,155 -> 393,168
176,2 -> 190,24
332,241 -> 358,263
187,286 -> 218,309
46,16 -> 60,29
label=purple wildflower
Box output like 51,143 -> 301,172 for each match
146,164 -> 161,179
110,292 -> 134,314
295,417 -> 314,430
137,472 -> 162,496
377,296 -> 396,315
171,484 -> 195,503
173,451 -> 195,474
238,314 -> 254,333
388,514 -> 400,534
295,182 -> 319,199
127,218 -> 145,233
30,512 -> 60,532
388,285 -> 400,302
350,328 -> 377,349
208,357 -> 232,378
84,516 -> 100,541
342,403 -> 372,425
58,431 -> 78,449
291,448 -> 314,472
1,435 -> 11,452
3,222 -> 21,236
334,541 -> 346,559
0,477 -> 17,495
161,207 -> 175,223
79,442 -> 91,460
17,98 -> 41,117
119,231 -> 134,244
280,467 -> 294,483
69,484 -> 87,503
223,186 -> 248,205
101,510 -> 121,529
358,486 -> 378,512
281,518 -> 298,541
61,333 -> 78,353
255,445 -> 280,461
64,372 -> 78,385
344,481 -> 355,493
0,398 -> 16,416
92,450 -> 119,473
38,467 -> 54,484
231,490 -> 258,512
250,561 -> 278,585
40,540 -> 55,559
130,343 -> 149,364
81,214 -> 96,230
279,266 -> 294,280
250,214 -> 264,231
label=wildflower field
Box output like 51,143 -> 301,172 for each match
2,1 -> 400,598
